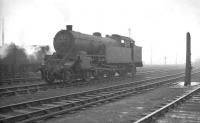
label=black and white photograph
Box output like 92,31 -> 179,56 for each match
0,0 -> 200,123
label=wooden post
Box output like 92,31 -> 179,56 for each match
184,32 -> 191,86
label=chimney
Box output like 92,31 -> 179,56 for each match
66,25 -> 73,31
93,32 -> 101,37
105,35 -> 109,37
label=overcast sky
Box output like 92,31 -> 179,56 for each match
0,0 -> 200,64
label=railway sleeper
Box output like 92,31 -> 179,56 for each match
0,88 -> 162,122
16,90 -> 28,95
29,88 -> 39,93
0,91 -> 16,97
177,106 -> 200,111
189,97 -> 200,100
0,89 -> 8,93
38,87 -> 48,91
1,71 -> 194,122
1,107 -> 40,122
52,101 -> 72,106
7,88 -> 19,91
165,113 -> 200,120
53,101 -> 73,108
185,100 -> 200,104
181,102 -> 200,106
6,100 -> 89,122
170,110 -> 200,115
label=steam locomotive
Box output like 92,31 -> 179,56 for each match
41,25 -> 142,83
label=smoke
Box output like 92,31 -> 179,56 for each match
0,44 -> 8,59
0,43 -> 27,63
0,43 -> 29,73
27,45 -> 50,64
0,43 -> 50,65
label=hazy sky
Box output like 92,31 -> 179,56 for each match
0,0 -> 200,64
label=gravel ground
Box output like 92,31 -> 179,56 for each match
0,69 -> 183,107
43,73 -> 200,123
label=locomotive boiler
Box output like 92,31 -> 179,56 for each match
41,25 -> 142,83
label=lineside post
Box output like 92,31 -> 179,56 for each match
130,41 -> 135,79
184,32 -> 191,86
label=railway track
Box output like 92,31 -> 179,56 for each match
0,69 -> 199,123
0,77 -> 42,86
0,72 -> 40,78
136,68 -> 181,75
0,69 -> 153,86
0,69 -> 184,97
135,83 -> 200,123
0,72 -> 41,85
0,66 -> 182,86
137,65 -> 184,72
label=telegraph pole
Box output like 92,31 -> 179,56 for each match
128,28 -> 131,38
184,32 -> 191,86
150,47 -> 152,65
164,56 -> 167,65
129,28 -> 135,78
1,18 -> 4,46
